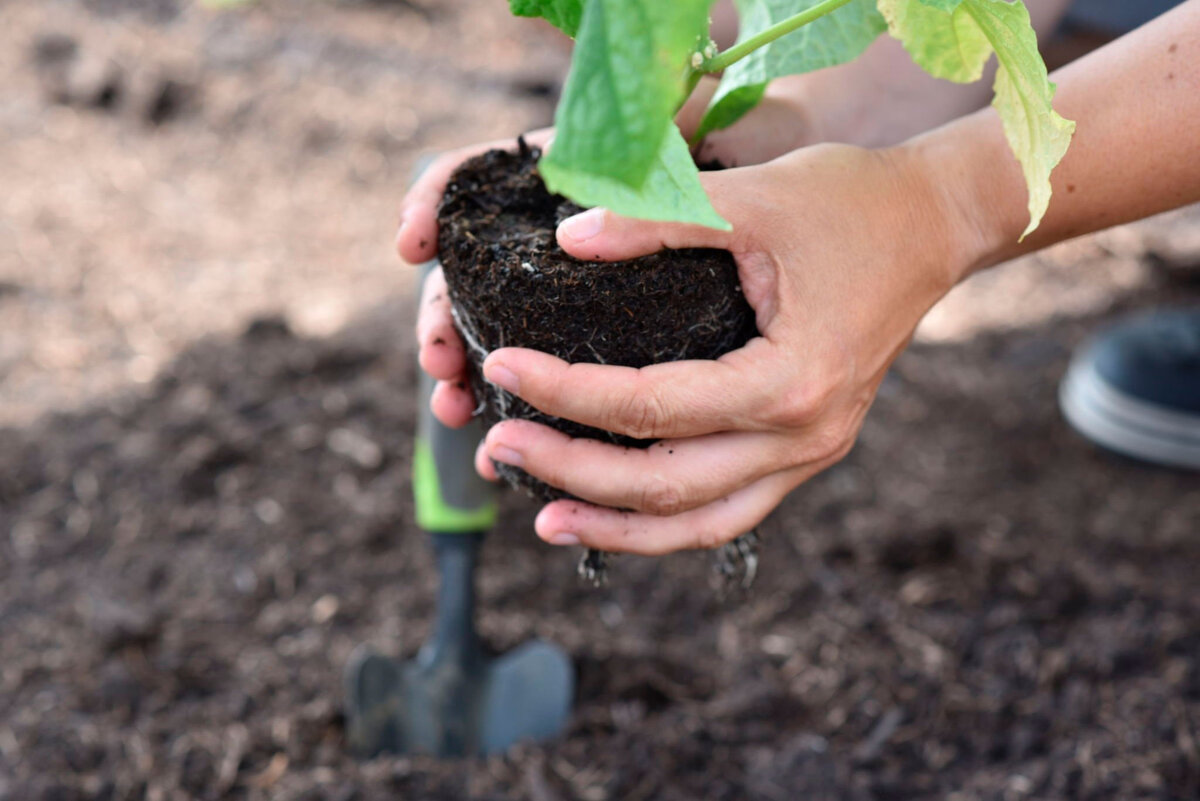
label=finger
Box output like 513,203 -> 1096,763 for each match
416,267 -> 467,381
484,418 -> 793,516
533,466 -> 811,556
481,338 -> 785,439
555,182 -> 738,261
397,128 -> 553,264
431,379 -> 476,429
475,439 -> 499,482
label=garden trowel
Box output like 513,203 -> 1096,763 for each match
343,258 -> 574,757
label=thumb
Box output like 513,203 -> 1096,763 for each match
556,178 -> 737,261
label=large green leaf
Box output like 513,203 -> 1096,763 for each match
696,0 -> 886,139
915,0 -> 965,11
540,124 -> 730,230
968,0 -> 1074,238
508,0 -> 584,37
880,0 -> 1074,237
540,0 -> 712,191
877,0 -> 989,81
694,82 -> 767,142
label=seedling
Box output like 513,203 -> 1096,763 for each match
437,0 -> 1074,586
512,0 -> 1074,238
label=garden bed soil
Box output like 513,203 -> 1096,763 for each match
3,284 -> 1199,799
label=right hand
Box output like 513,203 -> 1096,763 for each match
475,142 -> 978,554
400,78 -> 827,479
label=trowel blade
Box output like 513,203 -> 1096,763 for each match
344,640 -> 574,758
477,639 -> 574,755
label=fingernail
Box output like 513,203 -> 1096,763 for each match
558,208 -> 605,243
547,532 -> 581,546
484,362 -> 520,393
489,444 -> 524,468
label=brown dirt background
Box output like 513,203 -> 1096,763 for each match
1,1 -> 1198,799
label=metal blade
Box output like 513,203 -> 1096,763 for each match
344,640 -> 574,757
478,639 -> 574,755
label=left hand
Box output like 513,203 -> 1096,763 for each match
477,142 -> 985,555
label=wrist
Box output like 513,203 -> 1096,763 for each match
897,111 -> 1030,286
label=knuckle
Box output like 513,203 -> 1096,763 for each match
793,419 -> 856,465
774,365 -> 846,429
640,476 -> 689,517
545,366 -> 577,408
774,383 -> 826,428
614,386 -> 670,439
804,428 -> 847,463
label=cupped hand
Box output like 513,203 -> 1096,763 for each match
477,143 -> 983,555
406,78 -> 825,434
402,131 -> 555,440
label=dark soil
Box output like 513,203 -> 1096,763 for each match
437,142 -> 758,499
4,284 -> 1200,800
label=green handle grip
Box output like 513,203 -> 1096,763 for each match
412,260 -> 498,533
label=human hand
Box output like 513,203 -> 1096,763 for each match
400,131 -> 552,438
474,143 -> 985,554
406,78 -> 826,444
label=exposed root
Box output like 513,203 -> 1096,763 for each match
714,530 -> 759,591
450,300 -> 489,362
578,548 -> 609,587
451,301 -> 514,420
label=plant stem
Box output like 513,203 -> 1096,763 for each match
701,0 -> 857,73
681,67 -> 704,104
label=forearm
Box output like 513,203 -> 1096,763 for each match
915,0 -> 1200,278
768,0 -> 1075,147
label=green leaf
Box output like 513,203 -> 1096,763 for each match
692,83 -> 767,143
964,0 -> 1074,238
540,0 -> 713,190
877,0 -> 990,81
915,0 -> 964,11
508,0 -> 584,37
879,0 -> 1074,237
697,0 -> 886,136
540,125 -> 731,230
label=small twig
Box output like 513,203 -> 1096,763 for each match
584,340 -> 607,365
